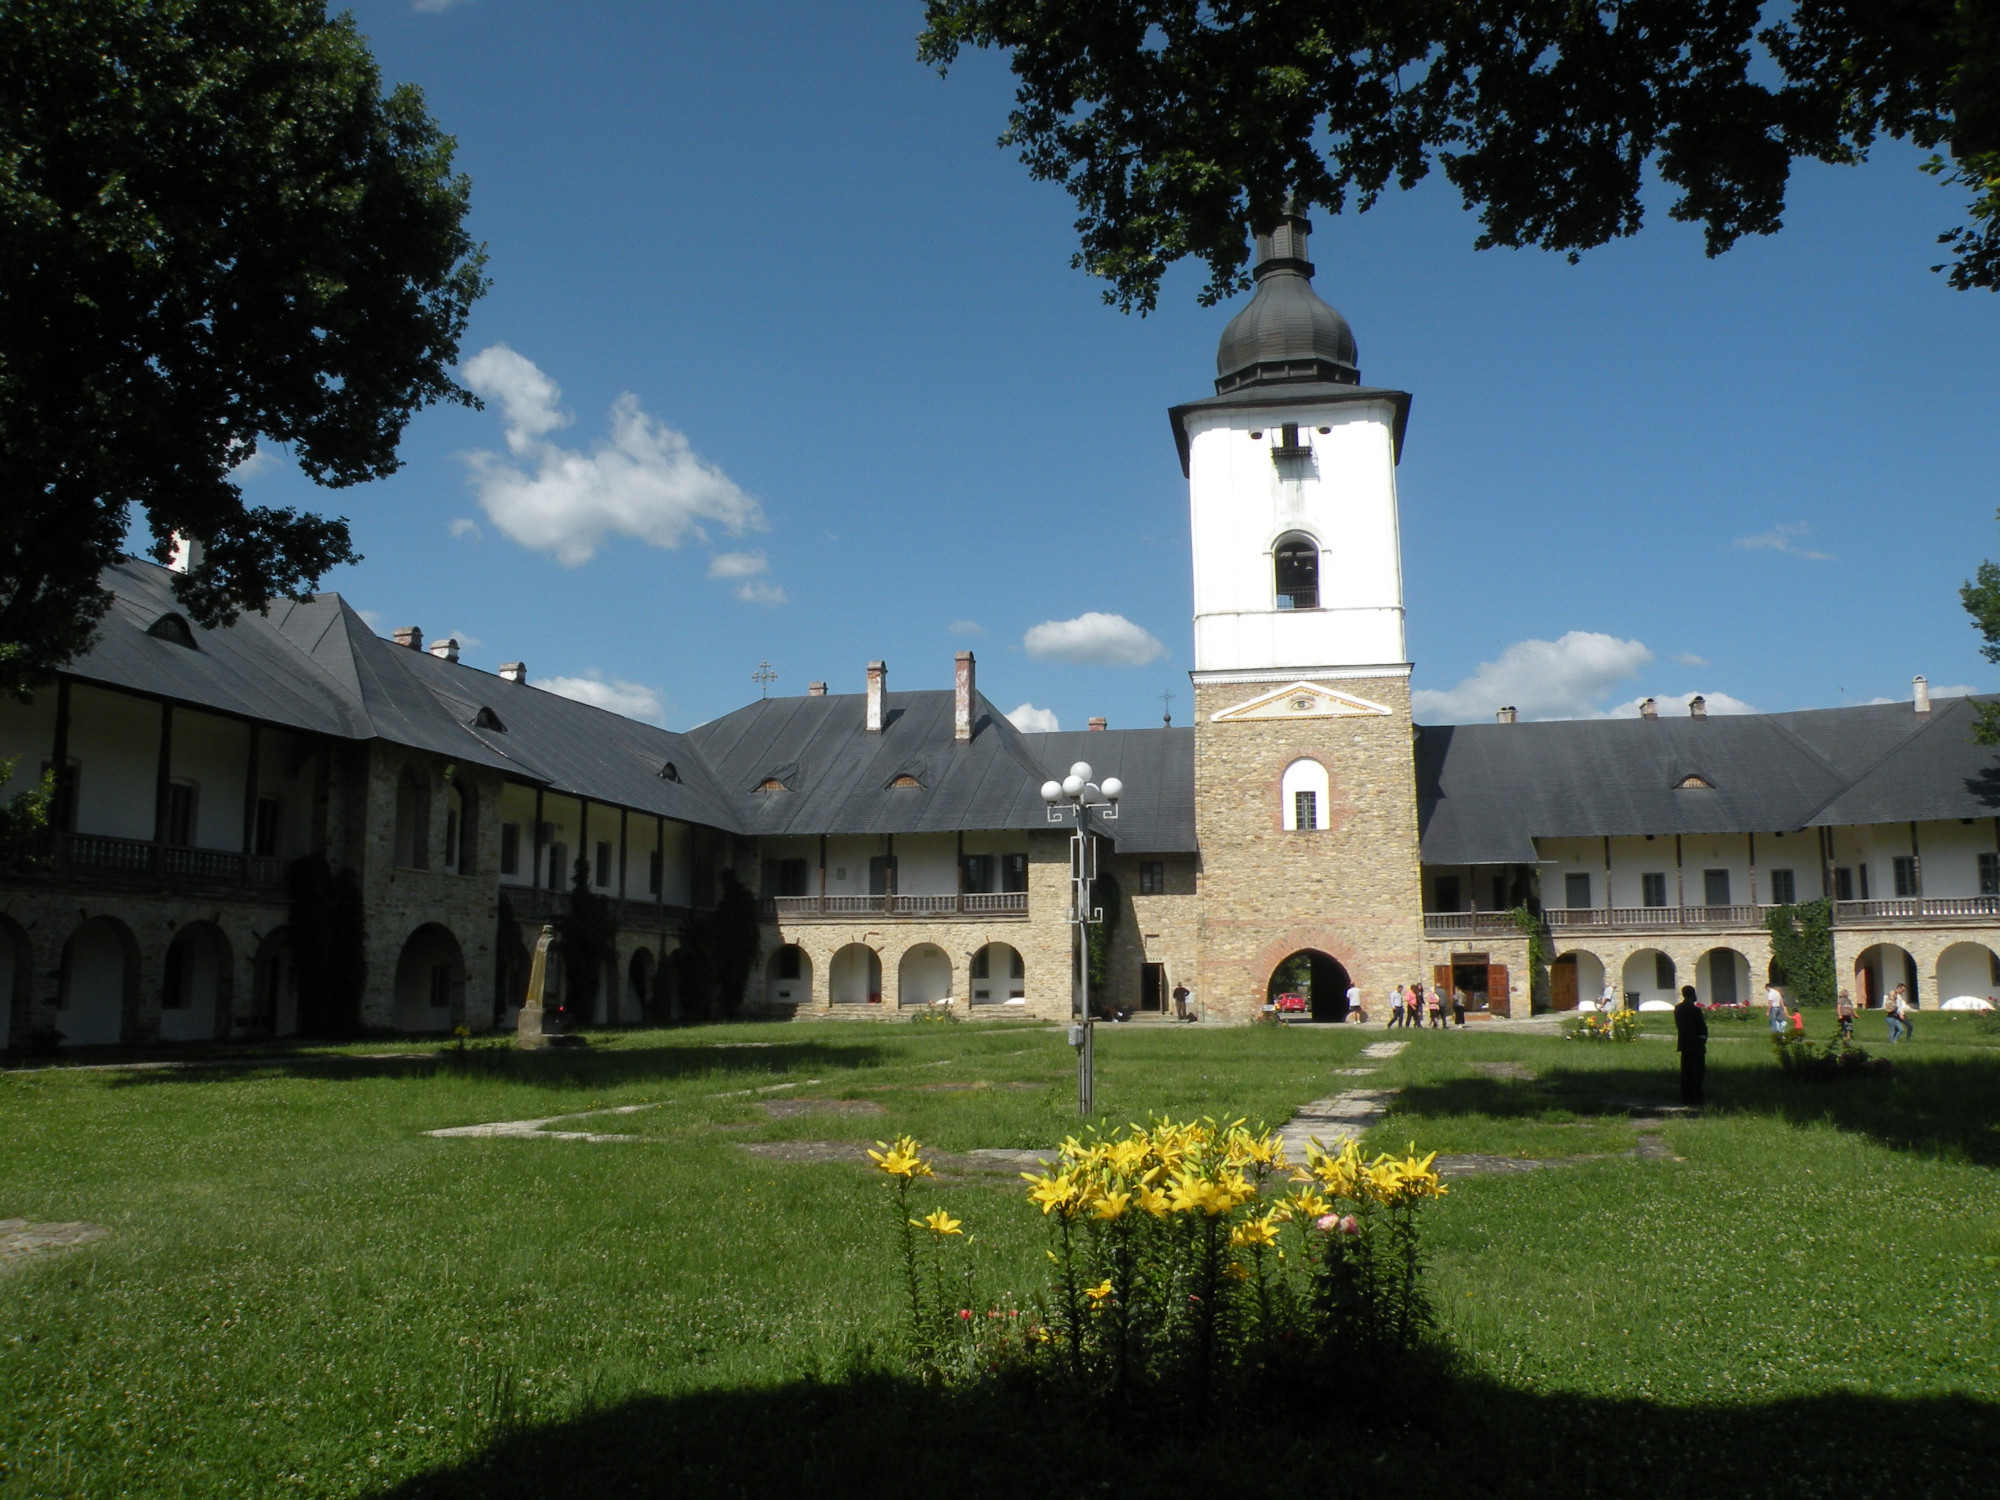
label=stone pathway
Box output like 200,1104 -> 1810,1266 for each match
1277,1088 -> 1399,1162
1,1219 -> 109,1273
424,1102 -> 663,1142
1359,1041 -> 1407,1060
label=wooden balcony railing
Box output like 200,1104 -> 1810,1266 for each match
53,832 -> 287,890
1427,898 -> 2000,940
501,884 -> 691,929
763,892 -> 1029,921
1833,896 -> 2000,923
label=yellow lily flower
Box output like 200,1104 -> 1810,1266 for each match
1084,1278 -> 1114,1307
1091,1190 -> 1132,1221
913,1209 -> 963,1236
866,1136 -> 933,1180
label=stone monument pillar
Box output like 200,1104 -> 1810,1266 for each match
514,923 -> 559,1049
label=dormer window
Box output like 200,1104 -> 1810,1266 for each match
888,774 -> 922,790
471,706 -> 506,732
756,777 -> 788,793
1274,534 -> 1319,610
660,762 -> 681,782
147,612 -> 198,649
1675,773 -> 1715,790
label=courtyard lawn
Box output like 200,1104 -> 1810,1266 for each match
1,1014 -> 1996,1498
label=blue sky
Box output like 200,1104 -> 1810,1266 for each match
236,0 -> 2000,733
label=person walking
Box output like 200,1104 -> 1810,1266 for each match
1452,983 -> 1468,1028
1600,980 -> 1617,1014
1766,979 -> 1789,1036
1345,982 -> 1360,1022
1674,983 -> 1708,1107
1387,983 -> 1404,1028
1427,983 -> 1444,1029
1886,985 -> 1908,1043
1836,989 -> 1856,1041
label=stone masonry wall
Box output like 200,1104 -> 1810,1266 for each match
1193,676 -> 1424,1023
1100,852 -> 1200,1015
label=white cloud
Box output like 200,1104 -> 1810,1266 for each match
1007,702 -> 1060,733
1931,684 -> 1981,698
1673,652 -> 1708,667
539,670 -> 666,726
1735,522 -> 1833,561
357,609 -> 384,628
448,517 -> 482,541
949,620 -> 986,637
1604,690 -> 1758,718
460,344 -> 763,568
733,579 -> 788,606
707,550 -> 768,579
228,446 -> 278,480
1413,632 -> 1653,721
1023,612 -> 1168,667
413,0 -> 472,13
446,629 -> 483,650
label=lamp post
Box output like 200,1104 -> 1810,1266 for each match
1041,761 -> 1123,1116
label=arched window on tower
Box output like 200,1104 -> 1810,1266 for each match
1281,758 -> 1331,832
1274,533 -> 1319,610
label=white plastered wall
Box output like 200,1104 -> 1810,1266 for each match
1184,398 -> 1406,674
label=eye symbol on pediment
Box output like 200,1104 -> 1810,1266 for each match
1290,696 -> 1313,711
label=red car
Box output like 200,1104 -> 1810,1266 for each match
1274,992 -> 1308,1014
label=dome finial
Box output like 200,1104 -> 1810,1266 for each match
1214,196 -> 1359,394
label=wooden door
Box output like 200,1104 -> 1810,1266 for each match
1433,965 -> 1452,1005
1140,963 -> 1165,1011
1488,963 -> 1511,1017
1550,956 -> 1578,1011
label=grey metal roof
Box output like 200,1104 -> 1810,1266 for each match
1214,210 -> 1359,393
1023,728 -> 1198,854
685,689 -> 1060,837
1416,696 -> 2000,864
63,560 -> 744,832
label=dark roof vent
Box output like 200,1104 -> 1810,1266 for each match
471,706 -> 506,732
147,612 -> 198,649
1675,773 -> 1715,790
659,761 -> 681,783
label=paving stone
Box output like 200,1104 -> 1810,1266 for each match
1360,1041 -> 1407,1059
0,1219 -> 110,1272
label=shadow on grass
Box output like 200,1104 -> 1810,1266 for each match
382,1369 -> 2000,1500
87,1038 -> 891,1092
1395,1049 -> 2000,1166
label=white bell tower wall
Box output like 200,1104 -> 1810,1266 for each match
1184,394 -> 1406,680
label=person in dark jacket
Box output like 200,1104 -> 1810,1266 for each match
1674,984 -> 1708,1107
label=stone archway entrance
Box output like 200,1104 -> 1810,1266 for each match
1268,949 -> 1352,1022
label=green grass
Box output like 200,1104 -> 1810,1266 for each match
2,1014 -> 1997,1497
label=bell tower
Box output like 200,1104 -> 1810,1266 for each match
1171,205 -> 1423,1022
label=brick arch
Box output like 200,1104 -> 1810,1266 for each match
1251,927 -> 1369,994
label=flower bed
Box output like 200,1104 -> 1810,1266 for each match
870,1118 -> 1447,1412
1563,1008 -> 1642,1042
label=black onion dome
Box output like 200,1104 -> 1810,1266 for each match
1213,207 -> 1358,394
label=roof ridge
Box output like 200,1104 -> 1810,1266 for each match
1795,698 -> 1960,825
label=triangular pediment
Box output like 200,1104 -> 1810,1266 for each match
1209,681 -> 1393,723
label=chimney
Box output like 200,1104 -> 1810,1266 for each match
1914,674 -> 1931,714
1495,706 -> 1517,724
1087,716 -> 1108,732
167,533 -> 204,573
428,638 -> 460,663
392,626 -> 423,651
1689,695 -> 1708,720
498,662 -> 527,684
807,681 -> 827,697
954,651 -> 976,743
866,660 -> 886,732
1639,697 -> 1657,719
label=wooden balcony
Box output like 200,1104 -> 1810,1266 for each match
49,832 -> 288,891
1425,905 -> 1773,938
502,884 -> 691,930
763,891 -> 1029,922
1425,898 -> 2000,940
1833,896 -> 2000,926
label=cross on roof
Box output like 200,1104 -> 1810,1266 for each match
752,660 -> 777,698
